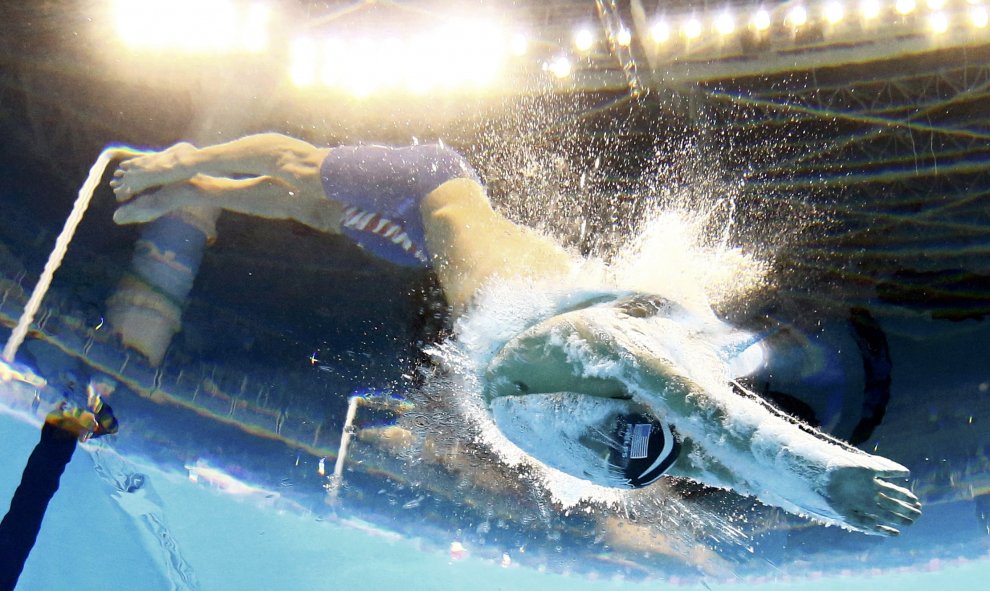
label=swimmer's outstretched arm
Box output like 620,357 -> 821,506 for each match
487,305 -> 922,536
632,354 -> 921,536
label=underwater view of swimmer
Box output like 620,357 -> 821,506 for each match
107,133 -> 921,537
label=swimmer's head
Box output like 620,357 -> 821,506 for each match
490,393 -> 679,489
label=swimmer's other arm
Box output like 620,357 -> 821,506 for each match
633,353 -> 922,536
491,309 -> 921,536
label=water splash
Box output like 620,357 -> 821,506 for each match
399,187 -> 773,559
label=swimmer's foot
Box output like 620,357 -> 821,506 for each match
110,142 -> 198,200
113,179 -> 202,225
823,465 -> 922,536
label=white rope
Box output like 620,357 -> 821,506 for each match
3,149 -> 116,362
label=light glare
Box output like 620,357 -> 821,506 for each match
715,11 -> 736,36
240,4 -> 270,52
926,0 -> 946,9
895,0 -> 917,14
683,18 -> 703,39
651,21 -> 671,43
929,11 -> 949,33
114,0 -> 267,53
574,28 -> 595,51
301,20 -> 509,95
971,6 -> 989,27
824,2 -> 846,23
788,6 -> 809,27
860,0 -> 882,19
752,10 -> 772,31
511,32 -> 528,56
290,37 -> 317,88
616,28 -> 632,46
547,56 -> 572,78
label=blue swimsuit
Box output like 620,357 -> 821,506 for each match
320,144 -> 480,268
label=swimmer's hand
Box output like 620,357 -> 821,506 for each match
823,465 -> 922,537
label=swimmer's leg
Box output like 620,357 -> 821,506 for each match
110,133 -> 328,200
486,300 -> 922,535
114,174 -> 343,234
420,178 -> 574,315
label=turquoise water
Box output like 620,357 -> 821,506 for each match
3,408 -> 988,591
4,405 -> 990,590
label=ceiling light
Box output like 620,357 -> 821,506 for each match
824,1 -> 846,23
574,28 -> 594,51
751,9 -> 772,31
788,6 -> 809,27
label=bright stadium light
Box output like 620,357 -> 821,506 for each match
574,28 -> 595,51
616,28 -> 632,46
510,32 -> 528,56
751,9 -> 772,31
715,11 -> 736,36
403,36 -> 446,94
971,5 -> 989,28
860,0 -> 882,20
290,37 -> 318,88
926,0 -> 946,9
650,20 -> 671,43
305,19 -> 511,96
319,38 -> 344,87
547,56 -> 573,78
113,0 -> 270,53
683,17 -> 703,39
895,0 -> 917,15
240,3 -> 271,52
787,5 -> 809,27
928,11 -> 949,33
823,1 -> 846,23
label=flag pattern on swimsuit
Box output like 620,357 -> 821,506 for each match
340,204 -> 428,264
321,143 -> 480,268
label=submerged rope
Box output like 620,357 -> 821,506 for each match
2,149 -> 116,363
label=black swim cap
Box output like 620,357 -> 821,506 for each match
607,413 -> 680,488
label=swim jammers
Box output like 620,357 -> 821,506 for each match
320,144 -> 481,268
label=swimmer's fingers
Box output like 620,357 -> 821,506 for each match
876,466 -> 910,480
876,479 -> 922,511
846,509 -> 901,537
877,492 -> 922,524
862,479 -> 921,535
872,525 -> 901,537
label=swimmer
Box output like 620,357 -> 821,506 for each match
108,134 -> 921,536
